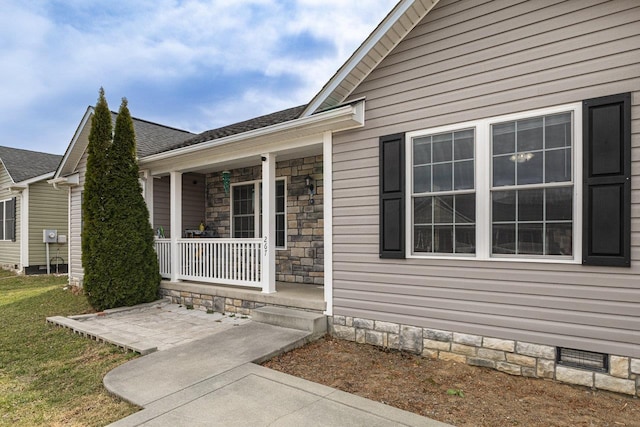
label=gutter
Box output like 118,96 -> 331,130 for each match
141,101 -> 364,164
48,174 -> 80,190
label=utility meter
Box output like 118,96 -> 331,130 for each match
43,229 -> 58,243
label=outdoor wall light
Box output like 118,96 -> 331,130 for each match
304,174 -> 315,205
221,170 -> 231,195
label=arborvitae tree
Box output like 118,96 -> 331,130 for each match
102,98 -> 160,307
82,88 -> 114,309
82,90 -> 159,310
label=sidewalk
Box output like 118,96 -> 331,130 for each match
51,302 -> 452,426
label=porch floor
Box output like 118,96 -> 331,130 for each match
160,280 -> 326,312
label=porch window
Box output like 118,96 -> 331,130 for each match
232,179 -> 286,248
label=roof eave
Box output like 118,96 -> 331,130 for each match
140,100 -> 365,165
302,0 -> 440,116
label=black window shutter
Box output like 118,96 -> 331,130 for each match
583,92 -> 631,266
380,133 -> 405,258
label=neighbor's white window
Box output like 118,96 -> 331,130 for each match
408,103 -> 580,262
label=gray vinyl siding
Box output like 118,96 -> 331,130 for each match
0,166 -> 20,268
152,173 -> 206,238
69,151 -> 87,284
332,0 -> 640,357
27,181 -> 68,267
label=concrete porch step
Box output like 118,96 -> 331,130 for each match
252,306 -> 327,338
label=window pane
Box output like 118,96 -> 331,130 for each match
516,152 -> 543,185
518,223 -> 543,255
492,191 -> 516,222
454,160 -> 474,190
434,225 -> 453,253
492,122 -> 515,155
546,187 -> 572,221
493,155 -> 515,187
545,148 -> 571,183
518,189 -> 544,222
455,225 -> 475,253
414,225 -> 432,252
454,130 -> 474,160
545,113 -> 572,149
0,202 -> 4,240
276,181 -> 285,212
493,224 -> 515,254
546,223 -> 572,255
276,215 -> 285,247
517,117 -> 543,152
455,194 -> 475,223
413,136 -> 431,165
434,196 -> 453,223
413,165 -> 431,193
414,197 -> 432,224
432,134 -> 452,162
433,163 -> 452,192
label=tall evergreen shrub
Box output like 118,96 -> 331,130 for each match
82,88 -> 113,309
82,90 -> 160,310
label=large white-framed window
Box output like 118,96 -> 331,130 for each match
407,103 -> 582,262
0,198 -> 16,242
231,178 -> 286,249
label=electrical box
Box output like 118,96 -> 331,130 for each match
43,229 -> 58,243
57,235 -> 67,244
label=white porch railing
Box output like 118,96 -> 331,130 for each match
155,238 -> 172,279
154,238 -> 262,287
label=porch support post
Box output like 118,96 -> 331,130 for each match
142,169 -> 154,225
322,131 -> 333,315
261,153 -> 276,293
170,171 -> 182,282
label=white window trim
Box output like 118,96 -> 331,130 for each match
0,198 -> 12,242
406,102 -> 582,263
230,178 -> 287,250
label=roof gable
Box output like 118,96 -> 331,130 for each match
0,146 -> 62,183
303,0 -> 440,116
55,108 -> 194,178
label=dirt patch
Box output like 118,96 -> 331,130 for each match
262,336 -> 639,427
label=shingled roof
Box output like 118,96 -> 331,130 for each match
0,146 -> 62,183
111,113 -> 194,158
155,104 -> 306,155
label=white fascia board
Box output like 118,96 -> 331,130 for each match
15,172 -> 55,187
140,101 -> 364,166
54,106 -> 93,179
48,173 -> 80,188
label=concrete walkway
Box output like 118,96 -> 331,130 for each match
51,302 -> 451,426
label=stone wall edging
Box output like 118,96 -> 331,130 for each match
330,315 -> 640,397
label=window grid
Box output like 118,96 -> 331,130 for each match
406,103 -> 580,262
412,128 -> 476,255
491,112 -> 574,257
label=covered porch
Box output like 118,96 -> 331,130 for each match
142,137 -> 333,319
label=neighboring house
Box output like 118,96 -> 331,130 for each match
54,0 -> 639,397
0,146 -> 67,274
50,107 -> 195,287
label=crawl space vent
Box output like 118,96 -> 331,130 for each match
556,347 -> 608,372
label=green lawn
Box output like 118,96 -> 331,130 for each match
0,273 -> 139,426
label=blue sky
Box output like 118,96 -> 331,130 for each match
1,0 -> 397,155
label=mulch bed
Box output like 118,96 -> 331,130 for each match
263,336 -> 639,427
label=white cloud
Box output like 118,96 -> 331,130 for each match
0,0 -> 398,153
